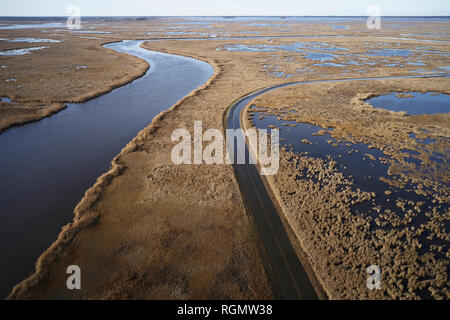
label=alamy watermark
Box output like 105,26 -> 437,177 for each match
66,265 -> 81,290
66,5 -> 81,30
366,5 -> 382,30
171,121 -> 279,175
366,265 -> 382,290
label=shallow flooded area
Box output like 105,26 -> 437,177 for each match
250,108 -> 448,227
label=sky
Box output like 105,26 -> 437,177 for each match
0,0 -> 449,17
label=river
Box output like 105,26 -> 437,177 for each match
0,40 -> 213,298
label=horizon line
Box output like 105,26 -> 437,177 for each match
0,15 -> 450,18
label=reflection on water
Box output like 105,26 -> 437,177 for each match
251,110 -> 389,187
367,92 -> 450,115
332,25 -> 349,30
312,62 -> 345,67
1,38 -> 61,43
0,97 -> 12,103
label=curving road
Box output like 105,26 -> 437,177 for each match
225,73 -> 448,300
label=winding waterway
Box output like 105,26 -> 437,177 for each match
0,40 -> 213,298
